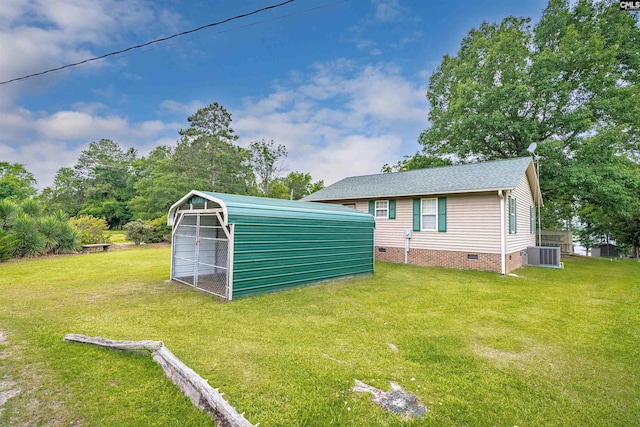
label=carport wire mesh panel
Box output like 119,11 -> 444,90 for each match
172,213 -> 229,298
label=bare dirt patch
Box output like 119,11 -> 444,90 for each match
0,379 -> 20,416
473,344 -> 527,361
0,331 -> 7,345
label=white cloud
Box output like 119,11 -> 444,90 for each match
371,0 -> 417,24
0,0 -> 188,188
159,99 -> 206,117
234,59 -> 428,186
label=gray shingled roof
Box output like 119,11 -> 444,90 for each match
303,157 -> 535,201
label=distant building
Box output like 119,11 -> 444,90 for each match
540,230 -> 573,254
591,243 -> 618,258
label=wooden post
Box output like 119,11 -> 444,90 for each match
63,334 -> 255,427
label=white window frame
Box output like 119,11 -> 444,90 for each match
342,203 -> 356,210
421,198 -> 438,231
375,200 -> 389,219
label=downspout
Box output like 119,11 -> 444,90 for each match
498,190 -> 506,276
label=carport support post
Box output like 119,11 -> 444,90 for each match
227,224 -> 235,300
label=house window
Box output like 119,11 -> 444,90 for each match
342,203 -> 356,209
421,198 -> 437,230
375,200 -> 388,218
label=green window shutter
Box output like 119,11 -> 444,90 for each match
368,200 -> 375,215
437,197 -> 447,232
389,200 -> 396,220
514,198 -> 517,234
412,198 -> 421,232
508,195 -> 512,234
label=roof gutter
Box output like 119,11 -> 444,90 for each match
304,186 -> 518,202
498,189 -> 506,276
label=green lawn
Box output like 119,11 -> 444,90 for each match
0,249 -> 638,426
105,229 -> 129,243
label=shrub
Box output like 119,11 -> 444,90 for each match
124,220 -> 154,245
0,229 -> 15,262
13,213 -> 45,257
0,199 -> 18,231
69,215 -> 110,244
20,198 -> 42,218
148,215 -> 172,243
39,211 -> 81,254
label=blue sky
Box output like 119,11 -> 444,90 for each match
0,0 -> 547,189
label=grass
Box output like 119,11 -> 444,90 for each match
105,229 -> 129,243
0,249 -> 638,426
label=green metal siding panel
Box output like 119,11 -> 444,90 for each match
231,216 -> 374,298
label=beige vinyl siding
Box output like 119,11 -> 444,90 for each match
329,194 -> 502,253
506,174 -> 536,253
342,200 -> 369,213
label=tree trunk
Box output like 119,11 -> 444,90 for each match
63,334 -> 255,427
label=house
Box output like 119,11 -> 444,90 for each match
302,157 -> 542,274
540,229 -> 573,254
167,191 -> 374,299
591,242 -> 618,258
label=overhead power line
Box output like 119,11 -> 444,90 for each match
0,0 -> 296,86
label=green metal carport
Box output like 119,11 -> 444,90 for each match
167,191 -> 375,299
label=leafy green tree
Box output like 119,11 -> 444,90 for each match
128,146 -> 200,220
45,140 -> 136,228
382,154 -> 452,173
74,139 -> 136,229
269,172 -> 325,200
569,129 -> 640,255
40,167 -> 85,217
249,139 -> 287,195
174,103 -> 255,194
0,162 -> 37,200
419,1 -> 639,162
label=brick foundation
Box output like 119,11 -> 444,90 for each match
374,246 -> 526,274
505,249 -> 527,272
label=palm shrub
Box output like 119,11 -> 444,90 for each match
0,229 -> 15,262
13,213 -> 45,257
39,216 -> 62,253
57,225 -> 81,253
0,199 -> 18,231
20,198 -> 42,218
51,211 -> 80,253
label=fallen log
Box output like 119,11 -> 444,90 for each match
63,334 -> 255,427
